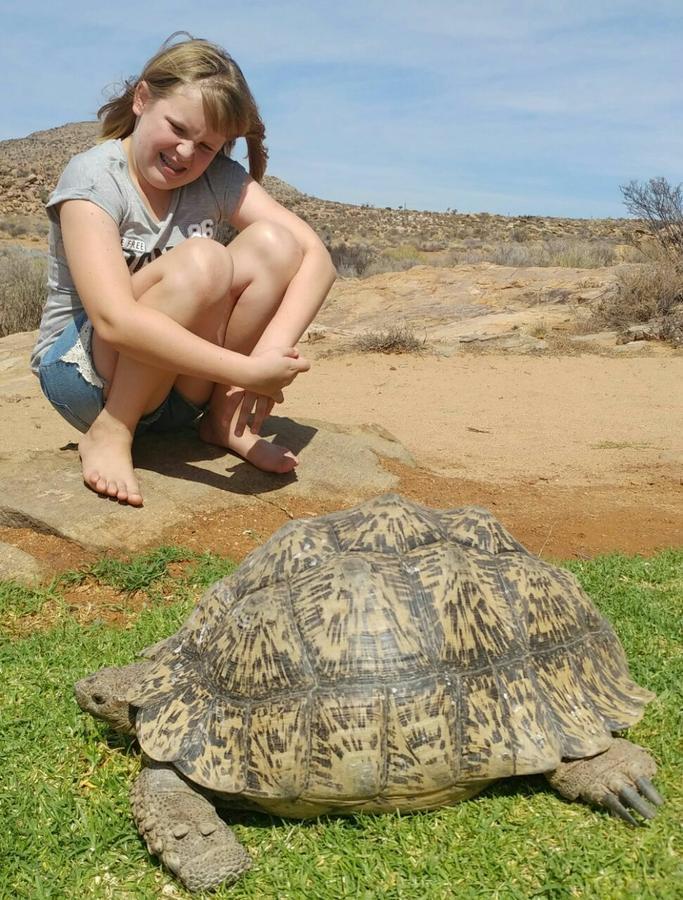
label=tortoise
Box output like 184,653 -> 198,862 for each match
75,494 -> 663,892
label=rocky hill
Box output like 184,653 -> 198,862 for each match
0,122 -> 637,251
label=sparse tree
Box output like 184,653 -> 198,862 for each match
620,177 -> 683,264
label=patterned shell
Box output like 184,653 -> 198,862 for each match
127,494 -> 653,817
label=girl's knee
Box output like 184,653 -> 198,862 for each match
240,221 -> 303,276
166,239 -> 234,303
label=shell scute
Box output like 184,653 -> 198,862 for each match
303,690 -> 385,801
498,556 -> 604,650
571,632 -> 655,730
329,494 -> 442,555
174,698 -> 248,792
230,518 -> 339,598
532,649 -> 613,758
458,664 -> 563,780
406,544 -> 525,668
438,506 -> 528,554
194,581 -> 313,699
247,697 -> 310,798
291,554 -> 433,682
383,677 -> 459,796
136,684 -> 211,763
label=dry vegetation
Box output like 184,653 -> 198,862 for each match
348,324 -> 430,355
0,249 -> 47,338
1,122 -> 682,344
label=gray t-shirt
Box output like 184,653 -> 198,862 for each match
30,139 -> 248,373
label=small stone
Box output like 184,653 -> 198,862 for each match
0,541 -> 45,585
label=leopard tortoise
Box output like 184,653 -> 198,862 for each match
75,494 -> 663,892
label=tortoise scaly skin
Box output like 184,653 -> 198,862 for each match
75,494 -> 663,892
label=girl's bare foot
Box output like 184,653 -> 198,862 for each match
199,415 -> 298,474
78,412 -> 143,506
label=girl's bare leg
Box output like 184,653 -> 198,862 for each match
80,239 -> 235,505
80,222 -> 307,504
198,222 -> 304,473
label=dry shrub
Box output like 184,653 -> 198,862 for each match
350,324 -> 428,354
0,252 -> 47,337
363,255 -> 420,277
327,242 -> 375,277
358,239 -> 622,275
0,215 -> 48,239
486,239 -> 618,268
591,263 -> 683,329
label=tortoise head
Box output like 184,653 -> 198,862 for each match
74,662 -> 148,735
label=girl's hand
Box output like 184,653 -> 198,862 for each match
211,387 -> 275,438
245,347 -> 310,398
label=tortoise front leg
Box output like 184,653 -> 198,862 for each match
131,762 -> 252,892
545,738 -> 664,825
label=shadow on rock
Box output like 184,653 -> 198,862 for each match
132,416 -> 318,496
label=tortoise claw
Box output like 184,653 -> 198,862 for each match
636,776 -> 664,807
603,792 -> 639,826
619,785 -> 656,820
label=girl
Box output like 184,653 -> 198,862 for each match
30,34 -> 336,507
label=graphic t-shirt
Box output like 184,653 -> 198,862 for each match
30,139 -> 248,373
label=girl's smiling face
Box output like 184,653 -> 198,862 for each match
124,82 -> 226,199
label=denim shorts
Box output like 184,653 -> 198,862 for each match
38,313 -> 208,435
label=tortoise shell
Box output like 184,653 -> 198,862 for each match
128,494 -> 652,817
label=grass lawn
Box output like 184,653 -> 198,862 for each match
1,547 -> 681,899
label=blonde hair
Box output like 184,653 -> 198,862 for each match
98,33 -> 268,181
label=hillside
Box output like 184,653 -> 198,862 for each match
0,122 -> 637,251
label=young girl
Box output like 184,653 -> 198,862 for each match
30,34 -> 336,507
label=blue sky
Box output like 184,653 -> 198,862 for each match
2,1 -> 682,217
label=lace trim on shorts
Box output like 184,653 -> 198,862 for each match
59,318 -> 105,389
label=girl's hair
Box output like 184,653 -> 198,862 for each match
98,33 -> 268,181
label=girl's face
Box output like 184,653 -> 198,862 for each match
126,82 -> 226,196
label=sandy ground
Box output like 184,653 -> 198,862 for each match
150,346 -> 683,567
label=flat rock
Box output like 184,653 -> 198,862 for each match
569,330 -> 619,347
319,263 -> 620,341
0,416 -> 413,551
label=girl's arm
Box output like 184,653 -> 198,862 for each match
59,199 -> 307,399
230,176 -> 337,351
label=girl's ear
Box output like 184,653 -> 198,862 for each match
132,81 -> 151,116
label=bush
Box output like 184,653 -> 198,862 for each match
0,253 -> 47,337
591,263 -> 683,328
350,324 -> 428,354
611,177 -> 683,342
0,215 -> 48,239
326,242 -> 375,277
485,239 -> 618,268
620,177 -> 683,263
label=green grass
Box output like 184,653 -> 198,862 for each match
1,549 -> 681,899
